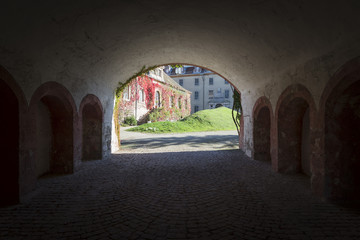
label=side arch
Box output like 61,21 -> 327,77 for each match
79,94 -> 104,161
0,65 -> 27,206
252,96 -> 274,162
275,84 -> 317,176
318,56 -> 360,202
29,82 -> 80,178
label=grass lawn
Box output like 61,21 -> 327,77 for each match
127,107 -> 238,133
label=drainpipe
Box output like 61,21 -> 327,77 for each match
202,73 -> 205,110
135,77 -> 138,120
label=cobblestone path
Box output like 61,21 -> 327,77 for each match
0,131 -> 359,239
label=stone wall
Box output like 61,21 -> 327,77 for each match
0,0 -> 360,203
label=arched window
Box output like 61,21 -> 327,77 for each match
170,96 -> 174,108
123,86 -> 131,101
155,91 -> 161,108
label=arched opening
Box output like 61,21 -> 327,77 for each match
112,63 -> 244,152
278,97 -> 311,175
254,106 -> 271,161
31,83 -> 77,177
325,79 -> 360,201
0,79 -> 19,206
36,96 -> 74,176
81,95 -> 103,161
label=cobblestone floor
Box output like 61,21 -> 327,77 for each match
0,131 -> 359,239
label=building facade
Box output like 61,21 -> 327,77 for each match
164,66 -> 234,113
117,67 -> 191,124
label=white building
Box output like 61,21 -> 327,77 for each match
164,65 -> 234,113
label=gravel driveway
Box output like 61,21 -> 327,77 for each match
118,127 -> 240,153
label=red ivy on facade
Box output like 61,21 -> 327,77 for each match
117,75 -> 191,122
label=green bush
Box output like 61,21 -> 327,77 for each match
124,116 -> 137,126
149,108 -> 167,122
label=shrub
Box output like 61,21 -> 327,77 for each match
149,108 -> 162,122
124,116 -> 137,126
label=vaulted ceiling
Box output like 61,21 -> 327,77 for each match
1,0 -> 359,109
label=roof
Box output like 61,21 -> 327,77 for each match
166,66 -> 212,76
185,67 -> 194,74
162,72 -> 191,94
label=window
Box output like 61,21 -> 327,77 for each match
194,91 -> 199,100
217,88 -> 222,93
209,78 -> 213,85
169,96 -> 174,108
224,80 -> 229,84
225,89 -> 230,98
179,79 -> 183,86
139,89 -> 145,102
175,67 -> 183,75
185,99 -> 188,109
178,98 -> 182,109
123,86 -> 131,101
195,78 -> 199,86
209,90 -> 214,98
194,105 -> 199,112
155,91 -> 161,108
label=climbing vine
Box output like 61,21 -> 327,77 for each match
114,65 -> 190,145
115,65 -> 159,99
114,65 -> 158,145
231,86 -> 242,135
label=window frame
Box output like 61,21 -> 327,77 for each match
209,78 -> 213,85
225,89 -> 230,99
123,85 -> 131,101
195,78 -> 199,86
208,90 -> 214,98
155,91 -> 161,108
194,105 -> 199,112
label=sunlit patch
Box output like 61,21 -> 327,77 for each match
113,64 -> 241,154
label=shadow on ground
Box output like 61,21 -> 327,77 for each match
120,134 -> 239,150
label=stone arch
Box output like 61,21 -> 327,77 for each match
0,66 -> 27,206
79,94 -> 104,161
318,57 -> 360,202
275,84 -> 317,175
29,82 -> 79,177
252,96 -> 274,162
113,63 -> 245,151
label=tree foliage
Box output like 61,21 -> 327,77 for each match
231,86 -> 242,135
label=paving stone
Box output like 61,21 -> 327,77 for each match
0,130 -> 359,239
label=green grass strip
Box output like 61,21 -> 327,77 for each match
127,107 -> 238,134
